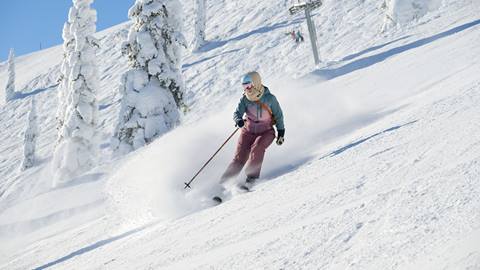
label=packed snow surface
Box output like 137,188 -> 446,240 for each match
0,0 -> 479,269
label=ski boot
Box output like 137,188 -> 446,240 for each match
212,196 -> 223,204
212,184 -> 228,204
238,177 -> 257,192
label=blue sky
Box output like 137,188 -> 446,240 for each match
0,0 -> 135,62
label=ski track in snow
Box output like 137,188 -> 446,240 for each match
0,0 -> 480,269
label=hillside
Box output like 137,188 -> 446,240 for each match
1,0 -> 480,269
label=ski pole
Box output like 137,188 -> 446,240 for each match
184,127 -> 240,189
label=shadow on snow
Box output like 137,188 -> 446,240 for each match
318,120 -> 418,160
340,35 -> 411,62
33,222 -> 156,270
311,19 -> 480,80
182,49 -> 243,69
11,84 -> 58,100
197,18 -> 304,53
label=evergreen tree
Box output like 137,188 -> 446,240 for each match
56,18 -> 76,138
21,98 -> 38,171
193,0 -> 207,50
5,48 -> 16,102
381,0 -> 434,31
113,0 -> 187,155
52,0 -> 99,185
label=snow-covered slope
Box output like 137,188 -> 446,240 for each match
1,0 -> 480,269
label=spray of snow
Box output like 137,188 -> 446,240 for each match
105,71 -> 404,225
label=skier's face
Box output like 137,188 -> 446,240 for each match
242,82 -> 254,92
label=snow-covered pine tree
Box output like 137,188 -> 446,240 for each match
193,0 -> 207,50
381,0 -> 442,32
112,0 -> 187,155
52,0 -> 99,185
5,48 -> 16,102
380,0 -> 395,32
55,18 -> 76,138
21,98 -> 38,171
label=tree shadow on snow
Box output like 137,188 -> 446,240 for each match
318,120 -> 418,161
33,222 -> 155,270
340,35 -> 411,62
311,19 -> 480,80
197,18 -> 304,53
12,84 -> 58,100
182,48 -> 243,69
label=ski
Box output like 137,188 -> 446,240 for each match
238,185 -> 251,192
212,196 -> 223,204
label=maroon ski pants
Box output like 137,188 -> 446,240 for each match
221,128 -> 276,182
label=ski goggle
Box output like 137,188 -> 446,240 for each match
242,82 -> 254,90
241,74 -> 254,90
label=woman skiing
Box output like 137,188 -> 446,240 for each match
214,71 -> 285,203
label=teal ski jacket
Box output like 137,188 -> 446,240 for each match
233,86 -> 284,134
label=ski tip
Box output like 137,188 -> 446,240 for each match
238,185 -> 250,192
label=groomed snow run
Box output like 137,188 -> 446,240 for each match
0,0 -> 479,269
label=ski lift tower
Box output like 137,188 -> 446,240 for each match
289,0 -> 322,65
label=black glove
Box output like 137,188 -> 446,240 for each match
236,119 -> 245,128
276,129 -> 285,145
